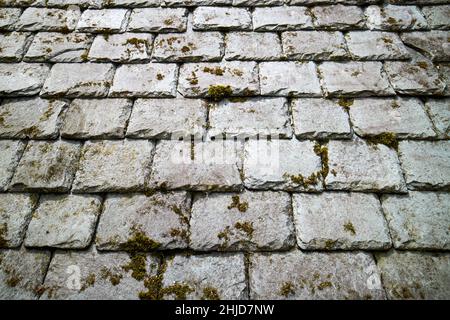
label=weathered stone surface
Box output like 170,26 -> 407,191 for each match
259,61 -> 321,97
128,8 -> 187,32
365,5 -> 428,31
319,62 -> 395,97
109,63 -> 177,97
252,6 -> 313,31
178,61 -> 259,97
293,192 -> 391,250
25,195 -> 102,249
312,5 -> 366,30
88,33 -> 153,62
10,140 -> 81,192
243,139 -> 323,191
149,140 -> 243,191
349,97 -> 436,138
0,194 -> 36,248
77,9 -> 129,33
233,0 -> 282,5
73,140 -> 154,192
0,63 -> 50,96
41,63 -> 115,98
61,98 -> 132,139
281,31 -> 348,60
0,32 -> 31,62
96,192 -> 191,250
0,8 -> 21,30
398,140 -> 450,190
0,97 -> 67,139
126,98 -> 206,139
225,32 -> 282,61
0,140 -> 25,191
41,247 -> 158,300
192,7 -> 251,31
24,32 -> 94,63
46,0 -> 103,7
388,0 -> 449,4
375,251 -> 450,300
438,63 -> 450,96
250,250 -> 386,299
153,32 -> 224,62
425,98 -> 449,137
16,7 -> 81,32
290,0 -> 379,3
291,98 -> 351,139
161,254 -> 247,300
208,97 -> 292,139
381,192 -> 450,250
346,31 -> 409,60
164,0 -> 231,5
190,191 -> 294,251
401,31 -> 450,62
0,247 -> 51,300
422,5 -> 450,30
327,138 -> 406,192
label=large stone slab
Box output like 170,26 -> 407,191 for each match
401,31 -> 450,62
346,31 -> 410,60
425,98 -> 449,138
16,7 -> 81,32
0,32 -> 32,62
128,8 -> 187,32
0,140 -> 25,191
225,32 -> 282,61
192,7 -> 251,31
77,9 -> 129,33
252,6 -> 313,31
311,5 -> 365,30
0,63 -> 50,96
365,5 -> 428,31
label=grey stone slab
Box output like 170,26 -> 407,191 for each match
233,0 -> 282,5
0,8 -> 22,30
252,6 -> 313,31
312,5 -> 366,30
225,32 -> 282,61
77,9 -> 129,33
0,140 -> 26,191
128,8 -> 187,32
422,5 -> 450,30
346,31 -> 410,60
0,63 -> 50,96
425,98 -> 450,137
401,31 -> 450,62
365,5 -> 428,31
192,7 -> 251,31
16,7 -> 81,32
0,32 -> 32,62
438,63 -> 450,96
164,0 -> 231,5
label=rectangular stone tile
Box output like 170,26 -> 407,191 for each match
96,192 -> 191,251
126,98 -> 206,139
293,192 -> 391,250
10,140 -> 81,192
0,8 -> 22,30
25,194 -> 102,249
0,32 -> 32,62
61,98 -> 132,139
259,61 -> 321,97
208,97 -> 292,139
41,63 -> 115,98
438,63 -> 450,96
401,31 -> 450,62
109,63 -> 177,98
0,97 -> 67,139
319,61 -> 395,97
243,139 -> 323,192
349,97 -> 436,138
128,8 -> 188,32
149,140 -> 243,191
164,0 -> 231,5
250,251 -> 385,299
233,0 -> 282,5
398,140 -> 450,190
77,9 -> 129,33
192,7 -> 251,31
281,31 -> 348,61
291,0 -> 380,3
381,192 -> 450,250
365,5 -> 428,31
0,140 -> 25,191
0,63 -> 50,96
161,254 -> 247,300
16,7 -> 81,32
312,5 -> 366,30
421,5 -> 450,30
190,191 -> 294,251
375,251 -> 450,300
425,98 -> 449,138
346,31 -> 410,60
73,140 -> 154,193
327,138 -> 407,192
225,32 -> 282,61
0,194 -> 36,248
0,247 -> 51,300
291,98 -> 351,139
253,6 -> 313,31
178,62 -> 259,98
46,0 -> 104,6
24,32 -> 94,63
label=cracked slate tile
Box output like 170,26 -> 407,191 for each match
0,140 -> 26,192
421,5 -> 450,30
401,31 -> 450,62
425,98 -> 450,138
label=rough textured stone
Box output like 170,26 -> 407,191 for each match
73,140 -> 154,192
281,31 -> 348,60
252,6 -> 313,31
0,63 -> 50,96
259,62 -> 321,97
425,98 -> 450,138
41,63 -> 115,98
349,97 -> 436,138
293,192 -> 391,250
422,5 -> 450,30
126,98 -> 206,139
233,0 -> 282,5
0,32 -> 32,62
0,140 -> 25,191
192,7 -> 251,31
398,140 -> 450,190
16,7 -> 81,32
110,63 -> 177,97
161,254 -> 247,300
10,140 -> 81,192
250,251 -> 386,299
319,61 -> 395,97
0,247 -> 51,300
190,191 -> 294,251
25,195 -> 102,249
312,5 -> 366,30
77,9 -> 129,33
128,8 -> 187,32
208,97 -> 292,139
96,192 -> 191,250
243,139 -> 323,191
438,63 -> 450,96
291,98 -> 351,139
61,98 -> 132,139
401,31 -> 450,62
365,5 -> 428,31
346,31 -> 409,60
0,8 -> 22,30
376,251 -> 450,300
164,0 -> 231,5
327,138 -> 406,192
225,32 -> 282,61
0,97 -> 67,139
149,140 -> 243,191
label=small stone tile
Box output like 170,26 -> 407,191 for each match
0,8 -> 22,30
421,5 -> 450,30
0,63 -> 50,96
225,32 -> 282,61
0,32 -> 31,62
252,6 -> 313,31
0,140 -> 26,191
425,98 -> 450,138
365,5 -> 428,31
77,9 -> 129,33
311,5 -> 366,30
128,8 -> 188,32
346,31 -> 410,60
401,31 -> 450,62
192,7 -> 251,31
16,7 -> 81,32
